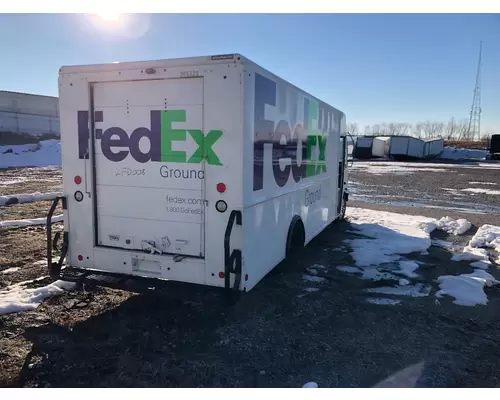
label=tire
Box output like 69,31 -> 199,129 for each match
286,216 -> 305,257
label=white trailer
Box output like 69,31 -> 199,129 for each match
423,138 -> 444,158
371,136 -> 391,158
388,136 -> 424,160
47,54 -> 349,294
352,136 -> 374,159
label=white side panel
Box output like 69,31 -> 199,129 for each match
407,138 -> 424,158
371,137 -> 390,158
242,63 -> 344,291
389,137 -> 410,155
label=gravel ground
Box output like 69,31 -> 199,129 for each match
348,159 -> 500,227
1,161 -> 500,388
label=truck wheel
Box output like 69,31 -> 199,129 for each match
286,216 -> 305,257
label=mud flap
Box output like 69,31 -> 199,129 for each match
47,196 -> 68,279
224,210 -> 242,304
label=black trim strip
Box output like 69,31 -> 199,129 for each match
89,84 -> 99,247
224,210 -> 242,291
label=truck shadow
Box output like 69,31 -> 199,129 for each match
16,218 -> 500,388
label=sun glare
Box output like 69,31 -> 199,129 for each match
95,13 -> 122,22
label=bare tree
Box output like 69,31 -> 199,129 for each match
348,123 -> 359,136
420,121 -> 445,139
372,124 -> 381,135
413,123 -> 424,138
364,125 -> 372,135
390,123 -> 412,136
456,119 -> 470,140
445,117 -> 458,140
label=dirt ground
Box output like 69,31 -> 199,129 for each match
1,162 -> 500,388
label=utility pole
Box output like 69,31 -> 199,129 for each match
467,41 -> 482,141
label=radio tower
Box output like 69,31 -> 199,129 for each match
467,41 -> 482,141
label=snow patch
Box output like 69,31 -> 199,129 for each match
0,180 -> 26,187
336,266 -> 362,274
345,208 -> 434,268
0,214 -> 63,229
364,283 -> 431,298
461,188 -> 500,196
366,298 -> 401,306
470,260 -> 492,269
439,147 -> 488,160
0,279 -> 77,316
1,267 -> 20,274
0,191 -> 62,206
419,216 -> 471,236
436,270 -> 499,306
469,224 -> 500,253
469,181 -> 498,186
0,139 -> 61,169
451,246 -> 490,262
302,275 -> 326,283
398,261 -> 419,278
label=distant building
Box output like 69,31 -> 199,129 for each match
0,90 -> 60,137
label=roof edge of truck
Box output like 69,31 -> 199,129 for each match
59,53 -> 248,74
59,53 -> 346,117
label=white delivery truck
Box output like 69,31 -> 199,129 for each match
47,54 -> 349,293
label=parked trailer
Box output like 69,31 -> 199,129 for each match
353,137 -> 374,159
423,138 -> 444,158
47,54 -> 349,294
388,136 -> 425,160
488,134 -> 500,160
371,136 -> 391,158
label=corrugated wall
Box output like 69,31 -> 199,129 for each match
0,91 -> 60,136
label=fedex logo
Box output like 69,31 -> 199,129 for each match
77,110 -> 223,165
253,73 -> 336,191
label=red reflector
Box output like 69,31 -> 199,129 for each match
216,182 -> 226,193
74,175 -> 82,185
78,255 -> 83,261
218,272 -> 225,279
245,274 -> 248,281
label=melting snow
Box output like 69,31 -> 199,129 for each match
302,275 -> 326,283
1,267 -> 20,275
0,279 -> 77,316
345,208 -> 435,268
0,180 -> 26,187
470,260 -> 492,269
469,181 -> 498,186
469,224 -> 500,253
364,283 -> 431,298
439,147 -> 488,160
461,188 -> 500,196
398,261 -> 419,278
366,298 -> 401,305
0,139 -> 61,169
436,270 -> 499,306
419,216 -> 471,236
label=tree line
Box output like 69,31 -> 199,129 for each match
348,118 -> 495,141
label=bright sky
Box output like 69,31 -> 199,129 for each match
1,13 -> 499,132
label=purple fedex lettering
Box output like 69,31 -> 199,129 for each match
77,111 -> 162,163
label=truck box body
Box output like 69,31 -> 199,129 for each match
389,136 -> 424,159
371,136 -> 391,158
57,54 -> 348,292
423,138 -> 444,158
352,137 -> 373,159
